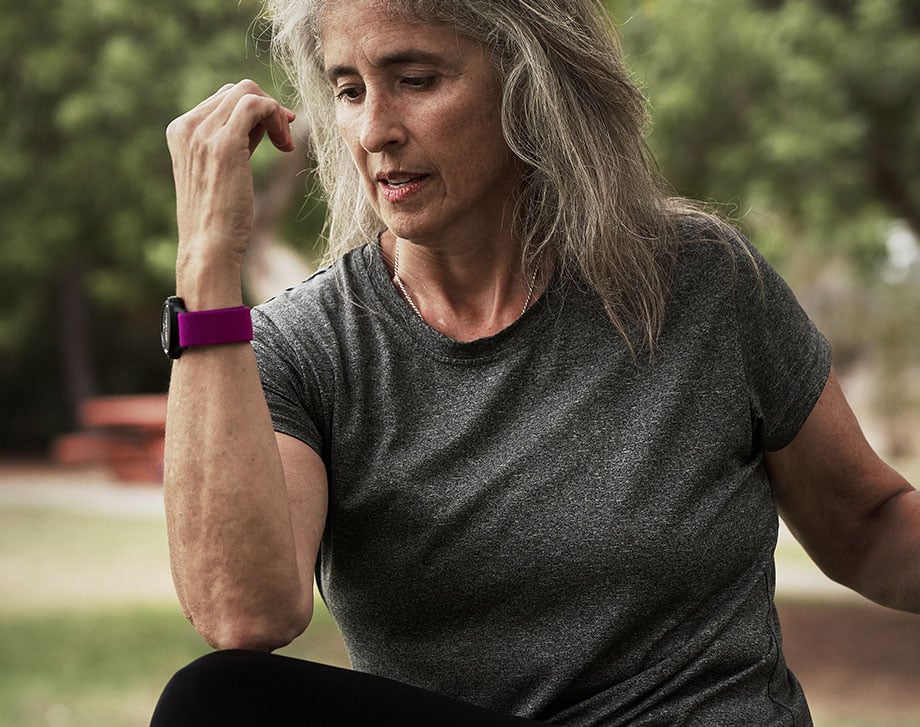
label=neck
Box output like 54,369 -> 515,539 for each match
383,230 -> 546,342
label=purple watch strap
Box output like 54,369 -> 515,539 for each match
177,306 -> 253,348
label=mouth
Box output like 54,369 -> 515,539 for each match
375,172 -> 430,203
377,173 -> 428,188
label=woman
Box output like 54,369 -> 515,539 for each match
153,0 -> 920,724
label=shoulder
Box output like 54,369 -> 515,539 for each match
262,245 -> 370,306
670,214 -> 756,268
663,216 -> 821,360
254,245 -> 374,333
667,216 -> 765,308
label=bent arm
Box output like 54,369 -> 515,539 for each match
766,368 -> 920,612
163,81 -> 326,651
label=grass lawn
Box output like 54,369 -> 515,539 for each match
0,603 -> 349,727
0,605 -> 208,726
0,502 -> 347,727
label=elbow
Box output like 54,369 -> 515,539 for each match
193,597 -> 314,653
207,621 -> 307,653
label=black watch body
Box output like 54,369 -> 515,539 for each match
161,295 -> 187,359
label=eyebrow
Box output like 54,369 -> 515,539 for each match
324,49 -> 459,82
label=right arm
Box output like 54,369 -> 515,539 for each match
163,81 -> 326,652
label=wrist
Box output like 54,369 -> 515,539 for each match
175,251 -> 245,310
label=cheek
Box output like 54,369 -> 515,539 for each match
334,108 -> 365,160
430,102 -> 507,174
458,119 -> 515,183
337,118 -> 360,159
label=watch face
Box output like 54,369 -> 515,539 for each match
160,301 -> 171,355
161,296 -> 186,359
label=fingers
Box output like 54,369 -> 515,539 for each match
167,80 -> 296,157
210,80 -> 296,155
264,105 -> 298,153
165,80 -> 297,268
224,92 -> 297,155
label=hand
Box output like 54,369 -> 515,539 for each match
166,80 -> 296,302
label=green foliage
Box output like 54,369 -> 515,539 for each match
607,0 -> 920,451
0,0 -> 290,450
608,0 -> 920,272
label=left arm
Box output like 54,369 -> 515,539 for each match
766,367 -> 920,612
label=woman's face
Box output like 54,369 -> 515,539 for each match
320,0 -> 522,246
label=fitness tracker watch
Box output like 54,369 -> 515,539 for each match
160,296 -> 253,359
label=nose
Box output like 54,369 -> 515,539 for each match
359,92 -> 408,153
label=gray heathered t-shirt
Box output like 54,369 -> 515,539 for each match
252,234 -> 830,726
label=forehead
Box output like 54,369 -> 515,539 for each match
317,0 -> 426,35
319,0 -> 477,74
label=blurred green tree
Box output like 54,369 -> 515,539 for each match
0,0 -> 317,452
608,0 -> 920,269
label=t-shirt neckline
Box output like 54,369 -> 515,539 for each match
360,239 -> 558,363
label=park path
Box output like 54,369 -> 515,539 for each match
0,460 -> 164,517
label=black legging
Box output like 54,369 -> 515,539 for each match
150,650 -> 543,726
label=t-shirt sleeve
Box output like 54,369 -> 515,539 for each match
733,240 -> 832,451
251,305 -> 326,457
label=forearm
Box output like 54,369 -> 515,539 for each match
769,371 -> 920,614
847,483 -> 920,613
164,341 -> 312,651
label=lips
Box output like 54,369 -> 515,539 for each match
375,171 -> 430,203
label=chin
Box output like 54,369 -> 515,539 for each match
381,216 -> 443,244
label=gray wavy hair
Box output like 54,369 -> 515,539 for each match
261,0 -> 722,352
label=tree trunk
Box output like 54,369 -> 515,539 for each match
57,257 -> 96,427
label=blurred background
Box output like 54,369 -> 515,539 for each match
0,0 -> 918,724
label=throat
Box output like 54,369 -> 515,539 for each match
391,239 -> 541,342
430,309 -> 523,343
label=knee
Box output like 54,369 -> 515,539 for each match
150,650 -> 273,726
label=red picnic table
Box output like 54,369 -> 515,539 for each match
52,394 -> 167,483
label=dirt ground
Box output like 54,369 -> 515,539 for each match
777,599 -> 920,722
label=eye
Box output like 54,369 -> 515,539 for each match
401,75 -> 436,90
335,85 -> 364,103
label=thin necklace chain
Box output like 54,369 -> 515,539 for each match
393,240 -> 539,323
392,240 -> 425,320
